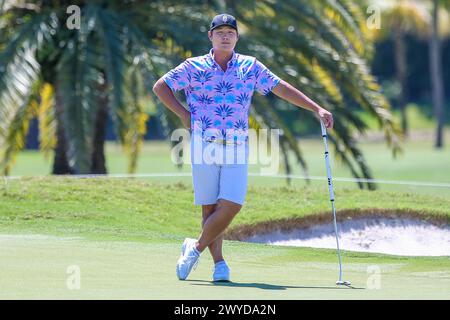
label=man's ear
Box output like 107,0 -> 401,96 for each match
208,31 -> 212,41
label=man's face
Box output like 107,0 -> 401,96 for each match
208,26 -> 239,52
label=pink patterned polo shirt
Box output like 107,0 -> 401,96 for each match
162,49 -> 281,143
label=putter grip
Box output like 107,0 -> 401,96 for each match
320,120 -> 335,200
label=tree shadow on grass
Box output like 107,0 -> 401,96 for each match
187,280 -> 364,290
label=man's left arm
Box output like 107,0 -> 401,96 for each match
271,80 -> 334,129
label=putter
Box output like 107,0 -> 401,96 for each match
320,119 -> 351,287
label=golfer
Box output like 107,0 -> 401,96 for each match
153,14 -> 334,282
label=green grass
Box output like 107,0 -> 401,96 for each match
0,178 -> 449,299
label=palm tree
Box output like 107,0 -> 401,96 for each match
0,0 -> 198,175
429,0 -> 449,148
1,0 -> 402,191
369,0 -> 429,136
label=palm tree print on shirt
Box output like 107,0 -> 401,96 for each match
197,94 -> 213,107
242,70 -> 254,82
199,116 -> 212,132
262,88 -> 272,95
268,73 -> 278,82
193,71 -> 213,85
237,93 -> 250,107
214,81 -> 234,95
215,105 -> 234,120
254,68 -> 261,80
234,119 -> 247,131
167,70 -> 181,81
259,77 -> 269,86
188,103 -> 197,115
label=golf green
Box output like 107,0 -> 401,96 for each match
1,234 -> 449,299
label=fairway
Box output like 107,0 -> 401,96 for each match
1,234 -> 449,299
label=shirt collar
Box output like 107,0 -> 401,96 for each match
207,48 -> 237,68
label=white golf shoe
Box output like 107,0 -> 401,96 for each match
213,260 -> 230,282
176,238 -> 200,280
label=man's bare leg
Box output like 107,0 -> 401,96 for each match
196,199 -> 241,252
202,204 -> 225,264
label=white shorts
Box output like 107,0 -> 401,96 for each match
190,136 -> 249,206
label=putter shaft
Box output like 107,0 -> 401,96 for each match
320,120 -> 350,286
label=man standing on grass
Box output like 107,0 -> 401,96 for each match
153,14 -> 333,282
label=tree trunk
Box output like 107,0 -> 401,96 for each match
429,0 -> 445,149
394,27 -> 409,136
52,82 -> 74,175
90,79 -> 108,174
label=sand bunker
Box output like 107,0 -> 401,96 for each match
243,217 -> 450,256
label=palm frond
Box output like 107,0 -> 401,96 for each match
122,64 -> 149,173
0,82 -> 37,175
280,136 -> 292,186
37,82 -> 56,160
98,7 -> 128,145
0,15 -> 51,175
56,5 -> 101,173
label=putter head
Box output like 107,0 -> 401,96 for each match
336,280 -> 351,287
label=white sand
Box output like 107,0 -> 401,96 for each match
244,218 -> 450,256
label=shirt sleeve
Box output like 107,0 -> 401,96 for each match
162,60 -> 191,92
254,59 -> 281,96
